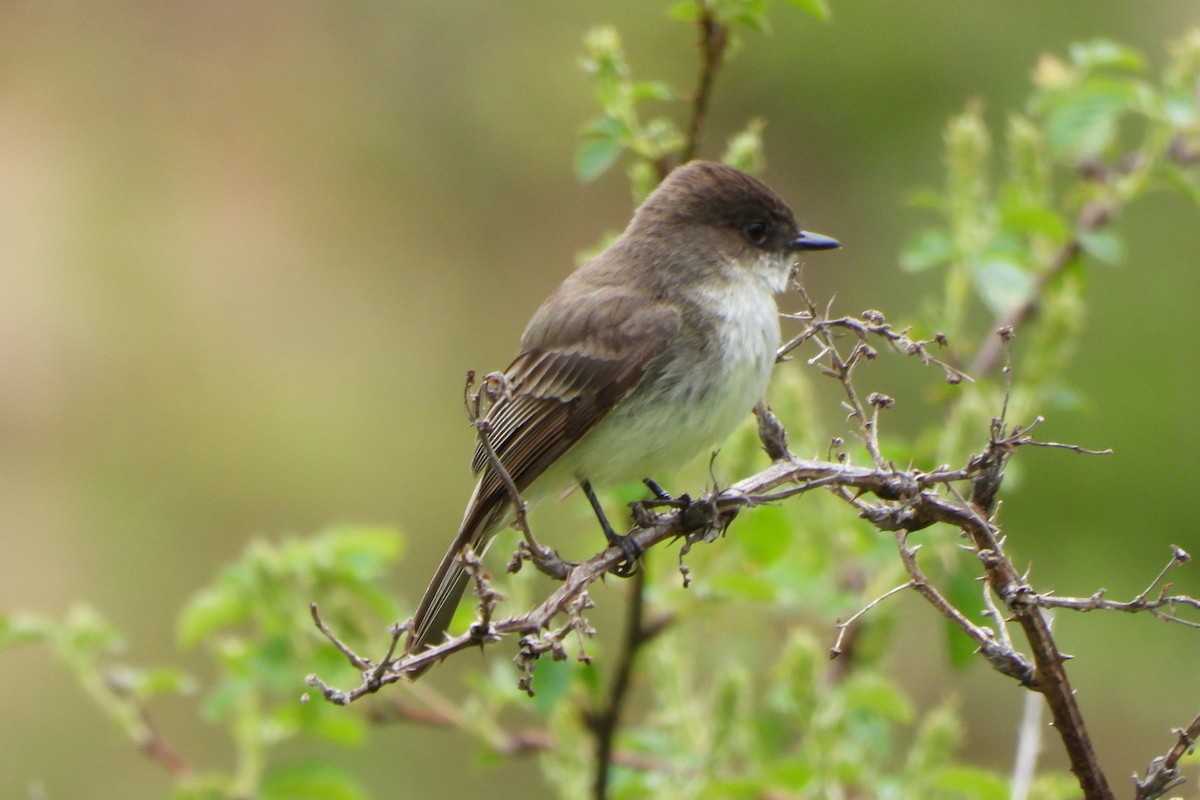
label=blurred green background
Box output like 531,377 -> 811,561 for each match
3,2 -> 1199,798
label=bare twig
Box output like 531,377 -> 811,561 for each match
780,304 -> 970,386
465,371 -> 568,578
306,443 -> 1060,704
794,302 -> 1114,799
1133,546 -> 1191,602
1134,710 -> 1200,800
1029,546 -> 1200,628
792,292 -> 889,470
926,433 -> 1114,799
467,373 -> 531,548
831,580 -> 914,658
310,602 -> 374,671
979,575 -> 1017,654
753,400 -> 790,461
893,530 -> 1036,686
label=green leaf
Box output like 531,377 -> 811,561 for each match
786,0 -> 832,22
580,26 -> 627,83
1068,39 -> 1145,72
178,585 -> 248,648
842,674 -> 913,723
0,611 -> 51,648
971,256 -> 1033,315
318,525 -> 404,578
901,229 -> 955,272
714,0 -> 770,32
260,761 -> 369,800
763,761 -> 815,791
128,666 -> 197,698
637,117 -> 684,158
200,676 -> 253,722
667,1 -> 702,21
1077,228 -> 1124,265
630,80 -> 673,102
576,120 -> 625,182
998,200 -> 1070,241
1040,77 -> 1142,158
62,605 -> 123,654
1162,88 -> 1200,126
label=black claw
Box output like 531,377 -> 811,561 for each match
608,532 -> 643,577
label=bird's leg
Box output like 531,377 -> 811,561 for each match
642,477 -> 673,501
631,477 -> 694,528
581,480 -> 641,577
641,477 -> 691,509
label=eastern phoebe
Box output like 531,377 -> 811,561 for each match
407,160 -> 838,657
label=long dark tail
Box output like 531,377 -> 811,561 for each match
405,481 -> 509,664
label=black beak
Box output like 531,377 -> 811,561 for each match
791,230 -> 840,252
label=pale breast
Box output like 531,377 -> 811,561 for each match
551,266 -> 781,488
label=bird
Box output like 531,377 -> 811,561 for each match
405,160 -> 838,662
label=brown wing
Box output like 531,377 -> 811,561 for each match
467,294 -> 681,525
405,287 -> 681,661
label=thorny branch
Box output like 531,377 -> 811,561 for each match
1135,710 -> 1200,800
308,306 -> 1200,800
1032,546 -> 1200,628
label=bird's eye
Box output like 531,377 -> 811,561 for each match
743,220 -> 768,245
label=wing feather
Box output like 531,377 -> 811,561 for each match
467,293 -> 681,524
406,286 -> 681,659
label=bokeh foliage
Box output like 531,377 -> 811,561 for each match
2,2 -> 1199,799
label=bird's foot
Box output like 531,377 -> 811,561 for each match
606,530 -> 643,577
